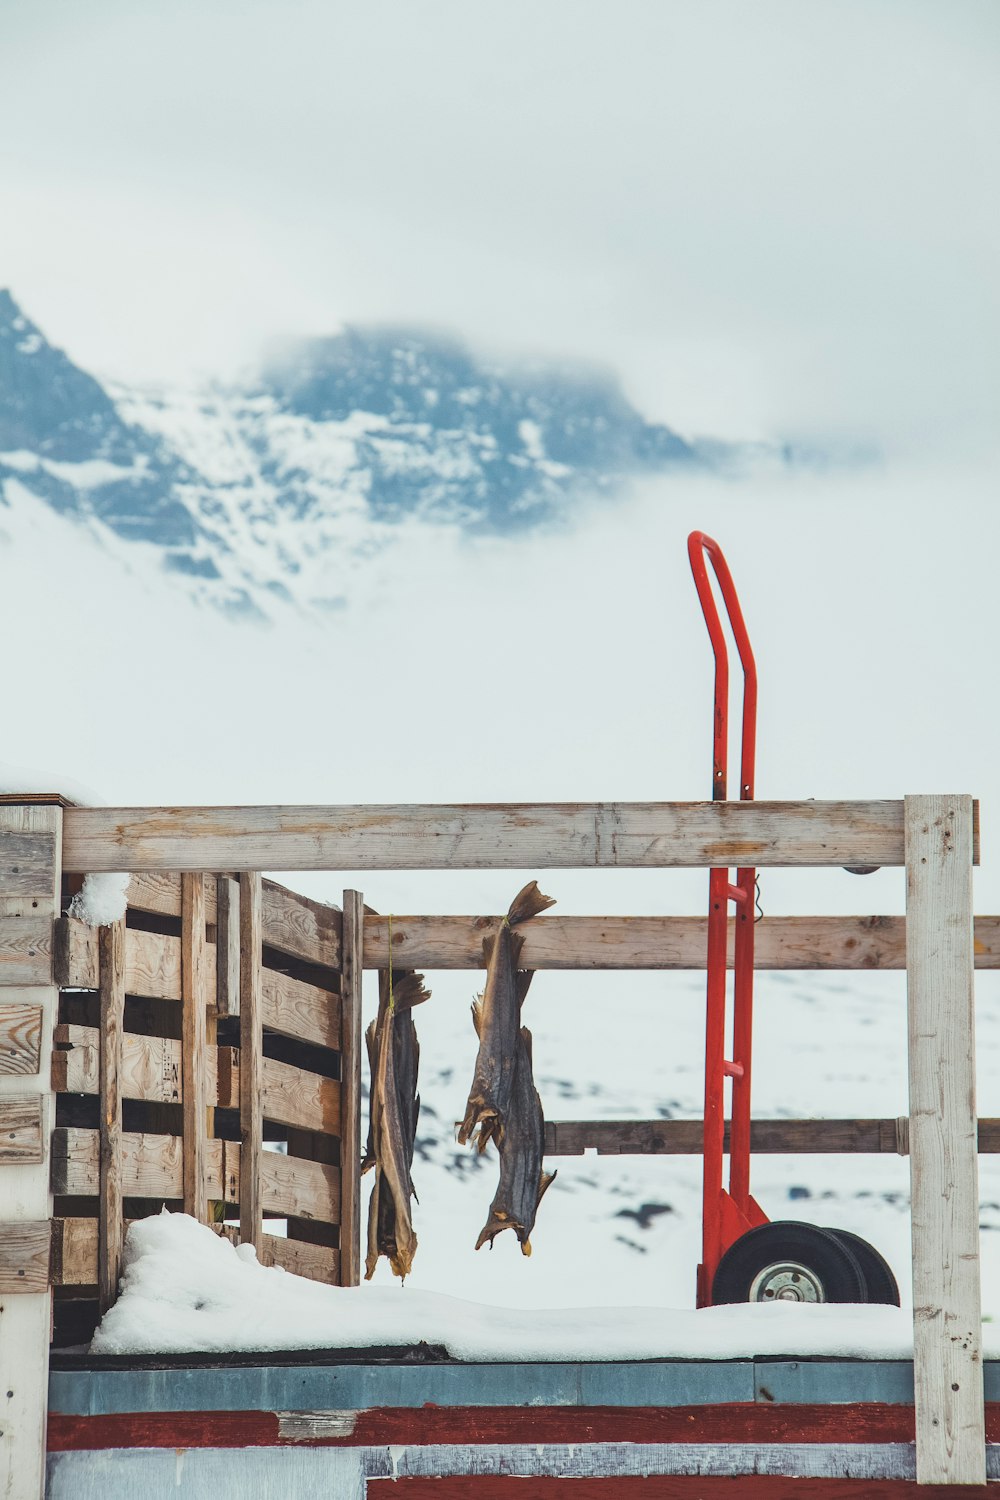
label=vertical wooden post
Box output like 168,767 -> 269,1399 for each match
181,873 -> 208,1222
905,794 -> 985,1486
215,875 -> 240,1018
0,801 -> 63,1500
97,918 -> 125,1311
340,889 -> 363,1286
239,872 -> 263,1256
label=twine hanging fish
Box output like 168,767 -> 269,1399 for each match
362,967 -> 428,1281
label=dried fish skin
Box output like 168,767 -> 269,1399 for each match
363,969 -> 428,1281
458,881 -> 554,1151
475,1024 -> 556,1255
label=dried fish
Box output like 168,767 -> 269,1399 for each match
475,1016 -> 556,1255
362,967 -> 428,1280
458,880 -> 555,1151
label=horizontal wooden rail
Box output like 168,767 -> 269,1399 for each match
60,800 -> 978,873
544,1118 -> 1000,1156
51,1128 -> 340,1221
365,912 -> 1000,970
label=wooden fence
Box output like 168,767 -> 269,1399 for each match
46,869 -> 361,1345
0,794 -> 987,1492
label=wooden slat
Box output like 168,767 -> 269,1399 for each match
240,872 -> 263,1255
262,968 -> 340,1049
339,889 -> 363,1287
0,1096 -> 43,1162
262,880 -> 341,970
51,1129 -> 339,1220
218,1051 -> 341,1133
126,873 -> 216,924
63,799 -> 961,873
0,1220 -> 49,1292
543,1118 -> 960,1155
260,1232 -> 340,1284
181,875 -> 209,1223
0,916 -> 53,985
0,1003 -> 42,1075
905,795 -> 984,1485
97,920 -> 125,1313
215,876 -> 240,1017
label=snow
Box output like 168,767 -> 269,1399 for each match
68,871 -> 130,926
0,451 -> 146,489
90,1211 -> 924,1361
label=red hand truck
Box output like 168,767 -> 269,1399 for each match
686,531 -> 900,1309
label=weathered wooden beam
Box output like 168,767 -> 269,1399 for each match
544,1117 -> 1000,1156
97,920 -> 125,1313
62,800 -> 963,873
181,875 -> 209,1224
364,912 -> 1000,971
0,801 -> 62,1500
339,890 -> 363,1287
51,1129 -> 339,1220
904,794 -> 984,1486
239,872 -> 263,1256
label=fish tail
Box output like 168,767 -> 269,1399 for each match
392,972 -> 430,1010
506,880 -> 556,927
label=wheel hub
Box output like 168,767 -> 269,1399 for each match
748,1259 -> 825,1303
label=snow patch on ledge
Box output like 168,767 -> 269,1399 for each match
91,1212 -> 932,1361
68,871 -> 129,926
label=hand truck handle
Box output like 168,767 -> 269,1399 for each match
687,531 -> 757,802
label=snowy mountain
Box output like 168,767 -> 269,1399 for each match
0,291 -> 861,619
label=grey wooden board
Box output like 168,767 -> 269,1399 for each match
48,1359 -> 755,1413
47,1448 -> 366,1500
51,1356 -> 1000,1414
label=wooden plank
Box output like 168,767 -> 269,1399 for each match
126,872 -> 217,924
215,876 -> 240,1017
181,874 -> 209,1223
0,1003 -> 42,1074
97,920 -> 125,1313
240,872 -> 263,1255
217,1050 -> 341,1134
0,1095 -> 43,1162
0,1220 -> 49,1292
540,1117 -> 1000,1155
0,803 -> 62,1500
262,879 -> 341,970
261,1232 -> 340,1283
904,794 -> 984,1486
0,916 -> 53,985
63,799 -> 956,873
51,1129 -> 338,1219
340,889 -> 363,1287
262,968 -> 341,1049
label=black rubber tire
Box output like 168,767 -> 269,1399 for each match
823,1228 -> 900,1306
710,1220 -> 868,1305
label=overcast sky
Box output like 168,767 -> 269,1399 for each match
2,0 -> 998,451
